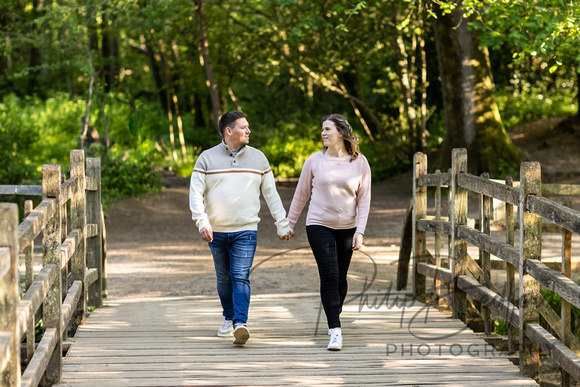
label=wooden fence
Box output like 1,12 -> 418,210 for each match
398,148 -> 580,385
0,149 -> 105,386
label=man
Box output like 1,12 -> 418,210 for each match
189,111 -> 293,346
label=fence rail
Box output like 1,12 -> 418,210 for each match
0,149 -> 105,386
400,148 -> 580,385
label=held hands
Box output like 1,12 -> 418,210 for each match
278,229 -> 294,241
352,232 -> 363,251
199,225 -> 213,243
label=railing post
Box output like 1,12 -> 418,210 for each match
505,177 -> 517,354
412,152 -> 427,301
24,200 -> 35,363
450,148 -> 468,322
70,150 -> 86,333
561,196 -> 572,386
480,172 -> 492,335
86,157 -> 103,307
41,164 -> 63,385
0,203 -> 21,386
434,170 -> 442,305
518,162 -> 541,379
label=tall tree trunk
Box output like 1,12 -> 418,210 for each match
431,1 -> 520,176
195,0 -> 222,133
143,39 -> 168,113
101,4 -> 120,92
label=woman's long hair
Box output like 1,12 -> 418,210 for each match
321,114 -> 360,162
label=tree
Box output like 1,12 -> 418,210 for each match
430,0 -> 520,175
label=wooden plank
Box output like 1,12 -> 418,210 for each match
17,263 -> 58,339
61,295 -> 537,387
457,276 -> 519,328
527,195 -> 580,234
0,247 -> 9,281
17,198 -> 57,252
61,228 -> 81,269
542,183 -> 580,196
526,323 -> 580,382
0,331 -> 13,373
458,173 -> 520,206
85,268 -> 98,287
526,259 -> 580,310
417,262 -> 452,284
62,281 -> 83,334
418,172 -> 451,187
59,176 -> 81,206
417,219 -> 452,236
21,328 -> 58,387
0,185 -> 42,196
457,226 -> 519,267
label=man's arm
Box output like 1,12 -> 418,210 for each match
189,163 -> 212,241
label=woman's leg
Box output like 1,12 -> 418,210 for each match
334,228 -> 356,311
306,225 -> 341,329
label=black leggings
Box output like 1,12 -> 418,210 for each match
306,225 -> 356,329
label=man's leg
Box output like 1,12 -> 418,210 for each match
209,232 -> 235,322
229,230 -> 257,326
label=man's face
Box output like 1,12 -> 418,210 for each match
226,117 -> 250,150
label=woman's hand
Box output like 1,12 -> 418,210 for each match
352,232 -> 363,250
279,229 -> 295,241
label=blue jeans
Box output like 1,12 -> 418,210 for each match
209,230 -> 257,326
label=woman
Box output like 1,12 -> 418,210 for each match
285,114 -> 371,350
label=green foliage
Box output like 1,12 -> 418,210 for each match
542,287 -> 580,339
494,316 -> 509,336
257,121 -> 321,179
0,93 -> 82,183
497,86 -> 577,129
100,147 -> 163,210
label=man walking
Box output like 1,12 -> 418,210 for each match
189,111 -> 293,345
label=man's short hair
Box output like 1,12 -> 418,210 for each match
218,111 -> 247,137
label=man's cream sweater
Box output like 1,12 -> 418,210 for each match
189,141 -> 291,235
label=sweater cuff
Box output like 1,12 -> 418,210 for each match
276,218 -> 292,236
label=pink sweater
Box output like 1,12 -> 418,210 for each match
287,151 -> 371,234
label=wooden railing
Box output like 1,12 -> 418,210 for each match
400,148 -> 580,385
0,149 -> 105,386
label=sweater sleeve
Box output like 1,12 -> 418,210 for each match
287,156 -> 314,230
261,169 -> 291,236
189,156 -> 210,231
355,157 -> 372,235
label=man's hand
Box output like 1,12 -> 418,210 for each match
200,225 -> 213,242
352,232 -> 363,250
278,229 -> 295,241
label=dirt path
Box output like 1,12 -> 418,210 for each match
103,116 -> 580,299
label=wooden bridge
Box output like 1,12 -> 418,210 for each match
2,147 -> 580,385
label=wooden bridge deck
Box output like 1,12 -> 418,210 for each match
60,293 -> 538,386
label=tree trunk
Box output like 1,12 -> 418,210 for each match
101,4 -> 120,93
195,0 -> 222,133
431,1 -> 520,176
144,39 -> 168,113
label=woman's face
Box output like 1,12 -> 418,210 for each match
321,120 -> 342,149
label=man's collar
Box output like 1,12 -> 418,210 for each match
221,139 -> 247,155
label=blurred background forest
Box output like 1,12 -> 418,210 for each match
0,0 -> 578,209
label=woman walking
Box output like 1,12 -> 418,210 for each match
285,114 -> 371,350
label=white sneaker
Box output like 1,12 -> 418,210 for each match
327,328 -> 342,351
217,320 -> 234,337
233,324 -> 250,345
